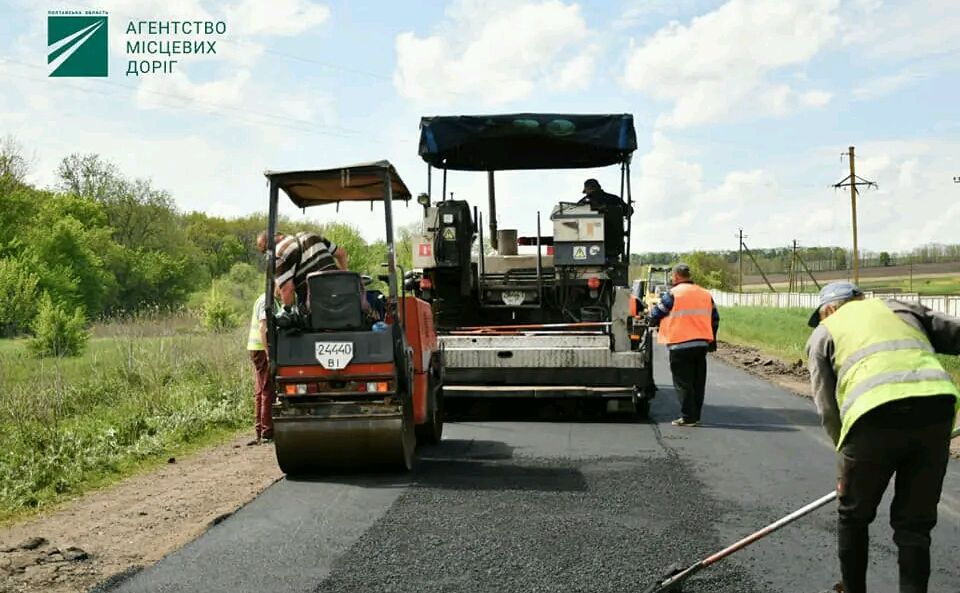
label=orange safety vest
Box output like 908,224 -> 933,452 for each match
658,282 -> 715,345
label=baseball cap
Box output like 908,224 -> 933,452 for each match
582,178 -> 600,193
808,281 -> 864,328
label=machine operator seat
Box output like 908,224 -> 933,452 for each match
306,270 -> 365,331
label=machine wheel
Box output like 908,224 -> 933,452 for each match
415,363 -> 444,445
632,389 -> 652,421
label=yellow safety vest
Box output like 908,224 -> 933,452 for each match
822,299 -> 959,448
247,295 -> 278,351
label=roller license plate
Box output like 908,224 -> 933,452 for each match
314,341 -> 354,370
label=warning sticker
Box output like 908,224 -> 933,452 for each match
418,243 -> 432,257
573,245 -> 587,260
442,227 -> 456,241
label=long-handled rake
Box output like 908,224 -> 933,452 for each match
642,426 -> 960,593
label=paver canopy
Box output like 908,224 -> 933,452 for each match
418,114 -> 637,171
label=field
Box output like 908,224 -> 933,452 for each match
719,306 -> 960,384
745,274 -> 960,295
0,314 -> 252,523
742,262 -> 960,295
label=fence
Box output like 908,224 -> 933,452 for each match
709,290 -> 960,318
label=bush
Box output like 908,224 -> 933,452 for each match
29,294 -> 89,357
0,258 -> 40,337
201,285 -> 238,332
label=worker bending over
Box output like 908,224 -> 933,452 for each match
805,281 -> 960,593
648,263 -> 719,427
256,230 -> 347,307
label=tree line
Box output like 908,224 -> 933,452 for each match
632,242 -> 960,287
0,137 -> 414,340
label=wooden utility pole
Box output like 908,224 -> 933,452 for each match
742,240 -> 776,292
909,254 -> 914,292
848,148 -> 858,284
788,240 -> 799,293
738,228 -> 745,293
795,251 -> 822,290
833,146 -> 877,285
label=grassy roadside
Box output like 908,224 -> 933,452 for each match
0,314 -> 253,523
718,306 -> 960,384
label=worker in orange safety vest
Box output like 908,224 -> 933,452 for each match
648,263 -> 720,426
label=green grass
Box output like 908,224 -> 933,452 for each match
745,275 -> 960,295
0,313 -> 253,522
719,307 -> 813,363
719,306 -> 960,384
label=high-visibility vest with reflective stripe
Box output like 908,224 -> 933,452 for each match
658,283 -> 715,345
823,298 -> 959,449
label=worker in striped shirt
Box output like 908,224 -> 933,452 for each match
257,231 -> 348,307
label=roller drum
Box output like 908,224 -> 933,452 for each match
273,401 -> 414,475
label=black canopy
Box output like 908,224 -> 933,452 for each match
419,113 -> 637,171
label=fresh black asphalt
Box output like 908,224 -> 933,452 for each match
102,348 -> 960,593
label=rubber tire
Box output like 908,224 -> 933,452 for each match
415,371 -> 444,445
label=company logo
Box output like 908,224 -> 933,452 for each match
48,13 -> 108,77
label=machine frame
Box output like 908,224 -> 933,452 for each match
413,114 -> 656,416
263,161 -> 442,474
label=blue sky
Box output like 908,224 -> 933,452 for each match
1,0 -> 958,254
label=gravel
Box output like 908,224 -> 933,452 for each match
313,447 -> 766,593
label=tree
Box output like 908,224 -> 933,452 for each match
682,252 -> 735,290
0,135 -> 31,186
0,258 -> 40,337
26,202 -> 116,315
879,251 -> 891,267
56,153 -> 122,201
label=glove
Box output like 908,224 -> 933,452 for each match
707,341 -> 717,353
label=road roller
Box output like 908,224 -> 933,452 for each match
262,161 -> 444,475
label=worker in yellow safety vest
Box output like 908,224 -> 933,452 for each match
805,281 -> 960,593
649,263 -> 720,427
246,292 -> 281,445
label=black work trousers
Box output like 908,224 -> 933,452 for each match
668,346 -> 708,422
836,395 -> 955,593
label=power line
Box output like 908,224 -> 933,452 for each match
0,58 -> 361,138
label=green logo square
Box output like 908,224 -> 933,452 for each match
48,15 -> 108,77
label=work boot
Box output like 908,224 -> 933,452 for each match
671,418 -> 699,427
246,438 -> 261,446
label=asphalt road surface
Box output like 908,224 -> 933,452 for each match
103,348 -> 960,593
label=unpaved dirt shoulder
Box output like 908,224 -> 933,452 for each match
712,341 -> 960,457
713,341 -> 810,397
0,435 -> 281,593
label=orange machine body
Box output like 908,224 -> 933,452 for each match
402,296 -> 439,425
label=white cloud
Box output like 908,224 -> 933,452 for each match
627,135 -> 960,254
800,90 -> 832,107
622,0 -> 841,128
224,0 -> 331,36
843,1 -> 960,60
852,70 -> 927,100
552,49 -> 598,92
393,0 -> 595,105
136,70 -> 251,111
